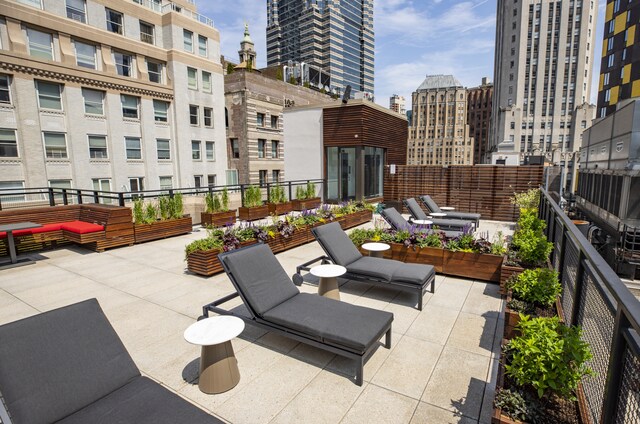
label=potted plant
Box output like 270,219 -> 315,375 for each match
334,201 -> 374,229
238,185 -> 269,221
267,185 -> 293,215
442,227 -> 506,282
493,316 -> 593,424
201,187 -> 236,227
504,268 -> 562,339
292,181 -> 321,211
133,194 -> 192,243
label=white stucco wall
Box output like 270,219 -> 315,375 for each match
283,108 -> 323,182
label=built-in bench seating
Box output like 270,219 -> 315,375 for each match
0,204 -> 134,256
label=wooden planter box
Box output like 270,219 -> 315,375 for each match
187,240 -> 258,276
386,243 -> 444,274
268,202 -> 293,216
504,293 -> 566,340
200,210 -> 237,228
238,205 -> 269,221
292,197 -> 321,211
266,229 -> 308,254
500,258 -> 525,295
134,216 -> 192,244
443,251 -> 503,282
341,210 -> 373,229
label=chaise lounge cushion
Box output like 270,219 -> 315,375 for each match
346,256 -> 435,286
220,243 -> 299,316
404,198 -> 430,221
61,220 -> 105,234
420,195 -> 481,221
57,376 -> 222,424
311,222 -> 363,266
262,293 -> 393,352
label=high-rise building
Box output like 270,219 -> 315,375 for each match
467,78 -> 493,164
491,0 -> 597,165
596,0 -> 640,118
407,75 -> 474,166
389,94 -> 406,115
0,0 -> 227,193
266,0 -> 374,97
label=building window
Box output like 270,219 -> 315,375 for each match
198,35 -> 207,56
609,20 -> 615,34
604,72 -> 610,86
230,138 -> 239,158
17,0 -> 41,8
156,139 -> 170,160
0,75 -> 10,104
272,169 -> 280,183
49,180 -> 72,201
207,174 -> 217,186
129,177 -> 143,192
88,135 -> 107,159
92,178 -> 111,194
206,141 -> 215,160
82,88 -> 104,115
187,67 -> 198,89
147,61 -> 162,83
191,175 -> 203,189
271,140 -> 278,158
189,105 -> 199,125
139,21 -> 154,44
159,176 -> 172,190
192,140 -> 201,160
43,132 -> 67,158
226,169 -> 238,185
202,71 -> 212,92
257,113 -> 265,127
75,41 -> 96,69
203,107 -> 213,127
27,28 -> 53,60
259,170 -> 267,185
0,129 -> 18,157
258,139 -> 265,158
605,89 -> 611,102
183,29 -> 193,52
125,137 -> 142,160
608,54 -> 615,68
114,52 -> 132,77
66,0 -> 85,22
36,81 -> 62,110
153,100 -> 168,122
607,37 -> 614,51
271,115 -> 279,129
121,95 -> 139,118
106,9 -> 123,34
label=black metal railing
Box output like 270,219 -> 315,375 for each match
539,188 -> 640,424
0,179 -> 326,211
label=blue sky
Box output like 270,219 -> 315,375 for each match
198,0 -> 605,110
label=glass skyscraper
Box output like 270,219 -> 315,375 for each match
266,0 -> 374,97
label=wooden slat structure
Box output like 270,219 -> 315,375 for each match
383,165 -> 544,222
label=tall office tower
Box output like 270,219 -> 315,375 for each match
596,0 -> 640,118
407,75 -> 474,166
0,0 -> 227,193
467,78 -> 493,164
389,94 -> 406,115
266,0 -> 374,96
491,0 -> 597,165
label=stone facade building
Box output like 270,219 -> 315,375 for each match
407,75 -> 474,166
389,94 -> 406,115
467,78 -> 493,164
0,0 -> 227,194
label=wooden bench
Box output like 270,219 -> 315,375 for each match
0,204 -> 134,257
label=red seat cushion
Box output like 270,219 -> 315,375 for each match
61,220 -> 104,234
0,223 -> 63,238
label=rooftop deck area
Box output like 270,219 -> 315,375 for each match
0,219 -> 513,424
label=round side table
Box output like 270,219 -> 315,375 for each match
361,242 -> 391,258
184,316 -> 245,394
429,212 -> 448,218
440,206 -> 456,211
411,219 -> 433,226
310,264 -> 346,300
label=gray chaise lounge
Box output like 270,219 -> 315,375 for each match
380,206 -> 463,238
304,222 -> 435,310
419,195 -> 481,225
0,298 -> 222,424
202,243 -> 393,386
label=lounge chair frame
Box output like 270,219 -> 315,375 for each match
202,244 -> 392,386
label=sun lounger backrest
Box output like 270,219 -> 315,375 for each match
0,298 -> 140,424
404,198 -> 429,220
380,207 -> 409,231
220,244 -> 300,316
311,222 -> 362,266
420,195 -> 442,213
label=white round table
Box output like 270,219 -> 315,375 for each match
310,264 -> 346,300
361,242 -> 391,258
412,219 -> 433,226
184,316 -> 245,394
440,206 -> 456,211
429,212 -> 448,218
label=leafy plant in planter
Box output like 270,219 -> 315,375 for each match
133,199 -> 155,224
509,208 -> 553,267
494,388 -> 541,423
295,185 -> 307,201
144,203 -> 158,223
509,268 -> 561,308
202,188 -> 236,227
305,181 -> 317,199
243,185 -> 263,208
205,192 -> 222,213
269,185 -> 287,204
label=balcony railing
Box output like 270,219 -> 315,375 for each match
161,3 -> 214,27
539,188 -> 640,424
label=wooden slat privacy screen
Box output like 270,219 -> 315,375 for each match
383,165 -> 544,222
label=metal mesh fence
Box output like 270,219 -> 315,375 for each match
561,236 -> 579,323
553,216 -> 564,272
576,264 -> 616,424
614,340 -> 640,424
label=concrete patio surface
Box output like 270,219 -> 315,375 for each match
0,219 -> 512,424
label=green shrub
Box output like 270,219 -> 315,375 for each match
511,229 -> 553,266
269,185 -> 287,204
511,187 -> 540,211
417,232 -> 443,248
491,231 -> 507,256
144,202 -> 157,223
509,268 -> 561,307
516,208 -> 547,233
493,388 -> 541,422
158,196 -> 171,220
295,185 -> 307,201
221,187 -> 230,211
506,316 -> 593,399
205,192 -> 222,213
305,181 -> 316,199
133,198 -> 145,224
170,193 -> 183,219
243,185 -> 263,208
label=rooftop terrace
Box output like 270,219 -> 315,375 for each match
0,219 -> 512,424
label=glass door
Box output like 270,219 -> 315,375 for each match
326,147 -> 356,202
